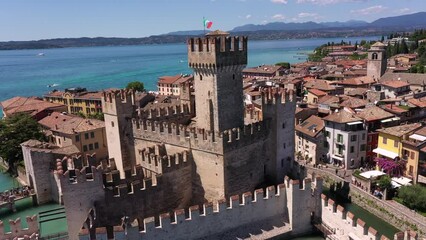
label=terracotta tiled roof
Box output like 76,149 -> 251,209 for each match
340,97 -> 368,109
158,74 -> 193,85
380,72 -> 426,86
346,88 -> 368,96
304,80 -> 336,91
323,109 -> 362,123
381,80 -> 410,88
377,123 -> 422,137
408,97 -> 426,108
356,106 -> 394,122
318,95 -> 339,105
308,88 -> 327,97
382,104 -> 409,114
38,112 -> 105,134
414,126 -> 426,137
1,96 -> 65,117
337,76 -> 376,86
243,65 -> 283,75
295,115 -> 324,138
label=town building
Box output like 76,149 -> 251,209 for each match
304,80 -> 344,96
401,126 -> 426,184
374,123 -> 423,161
157,74 -> 193,97
38,112 -> 108,160
306,89 -> 327,104
323,109 -> 367,169
295,115 -> 326,165
378,80 -> 411,98
0,96 -> 67,121
356,106 -> 396,164
242,64 -> 285,80
43,88 -> 104,116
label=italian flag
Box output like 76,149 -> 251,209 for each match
204,19 -> 213,29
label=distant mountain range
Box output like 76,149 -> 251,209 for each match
2,12 -> 426,50
231,12 -> 426,32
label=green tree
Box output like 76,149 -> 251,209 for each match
0,113 -> 45,174
398,185 -> 426,212
275,62 -> 290,69
126,81 -> 145,92
377,175 -> 392,190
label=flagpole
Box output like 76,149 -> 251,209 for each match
203,17 -> 205,35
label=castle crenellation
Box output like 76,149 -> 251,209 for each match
136,103 -> 191,121
0,215 -> 38,240
139,145 -> 189,174
321,194 -> 418,240
79,177 -> 322,240
262,87 -> 296,106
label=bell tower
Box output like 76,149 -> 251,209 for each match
188,31 -> 247,132
367,42 -> 387,80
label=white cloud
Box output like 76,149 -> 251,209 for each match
297,0 -> 369,5
246,14 -> 252,19
262,20 -> 269,24
350,5 -> 388,15
394,8 -> 411,14
271,14 -> 286,20
294,12 -> 323,21
271,0 -> 288,4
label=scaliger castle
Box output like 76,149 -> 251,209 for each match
16,31 -> 324,240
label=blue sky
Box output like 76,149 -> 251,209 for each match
1,0 -> 425,41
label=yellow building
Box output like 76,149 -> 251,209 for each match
374,123 -> 422,160
43,88 -> 104,116
38,112 -> 108,160
401,127 -> 426,184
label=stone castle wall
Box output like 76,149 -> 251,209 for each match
321,194 -> 418,240
0,216 -> 38,240
79,177 -> 322,240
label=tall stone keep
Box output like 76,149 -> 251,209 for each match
102,90 -> 135,178
367,42 -> 387,80
188,31 -> 247,132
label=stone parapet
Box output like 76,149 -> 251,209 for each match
0,215 -> 38,240
321,195 -> 418,240
187,36 -> 248,68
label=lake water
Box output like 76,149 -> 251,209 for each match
0,36 -> 379,118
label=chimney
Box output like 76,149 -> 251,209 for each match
298,119 -> 302,125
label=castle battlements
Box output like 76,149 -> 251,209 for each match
104,175 -> 162,199
136,103 -> 191,121
262,87 -> 295,106
0,215 -> 38,240
55,154 -> 98,175
79,177 -> 322,240
102,89 -> 135,104
222,121 -> 269,151
321,194 -> 418,240
187,35 -> 248,68
139,145 -> 190,174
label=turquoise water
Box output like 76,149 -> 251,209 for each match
344,203 -> 399,239
0,170 -> 67,236
0,36 -> 379,115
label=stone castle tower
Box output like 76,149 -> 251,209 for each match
188,30 -> 247,132
54,31 -> 301,239
367,42 -> 387,80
